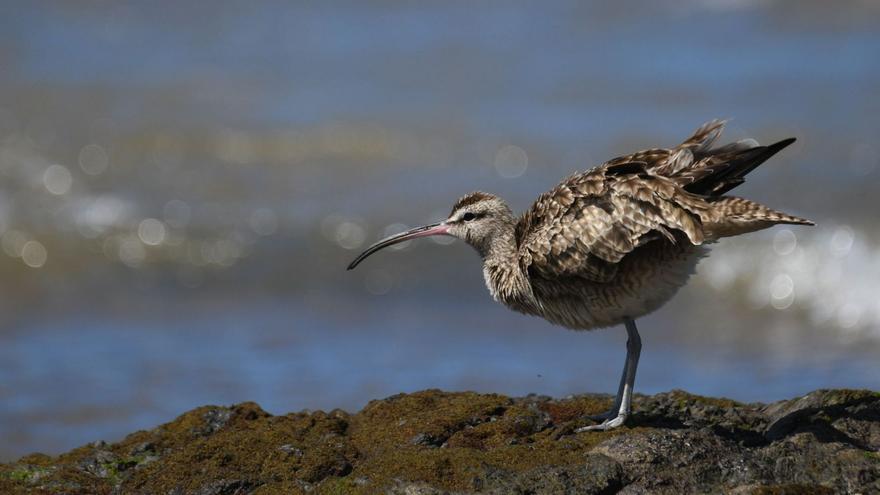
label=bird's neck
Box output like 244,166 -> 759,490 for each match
479,225 -> 518,265
479,227 -> 538,314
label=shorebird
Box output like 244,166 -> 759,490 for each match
347,120 -> 813,431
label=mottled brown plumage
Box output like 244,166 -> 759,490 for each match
506,120 -> 811,329
348,120 -> 813,431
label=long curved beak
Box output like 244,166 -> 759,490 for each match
347,221 -> 449,270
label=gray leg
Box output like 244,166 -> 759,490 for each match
577,318 -> 641,432
588,353 -> 627,421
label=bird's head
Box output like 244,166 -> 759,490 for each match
347,191 -> 514,270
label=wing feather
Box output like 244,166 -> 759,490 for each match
517,164 -> 707,283
515,119 -> 797,284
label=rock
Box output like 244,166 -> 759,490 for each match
762,389 -> 880,443
77,448 -> 120,479
473,453 -> 624,494
279,444 -> 305,458
1,389 -> 878,494
194,479 -> 256,495
409,433 -> 442,447
190,407 -> 234,437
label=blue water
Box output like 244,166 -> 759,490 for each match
2,292 -> 876,460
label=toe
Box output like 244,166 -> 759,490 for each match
575,414 -> 627,433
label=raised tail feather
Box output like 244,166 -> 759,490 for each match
672,120 -> 798,196
679,119 -> 726,153
673,120 -> 813,241
679,138 -> 797,196
703,196 -> 814,240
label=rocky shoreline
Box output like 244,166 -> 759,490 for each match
2,388 -> 878,494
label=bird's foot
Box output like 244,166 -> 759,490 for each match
575,413 -> 627,432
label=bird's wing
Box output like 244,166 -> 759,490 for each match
654,119 -> 797,196
608,119 -> 726,179
594,119 -> 795,196
516,161 -> 709,283
516,118 -> 799,283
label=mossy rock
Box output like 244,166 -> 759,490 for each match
2,389 -> 879,494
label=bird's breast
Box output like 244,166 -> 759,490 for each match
482,262 -> 542,316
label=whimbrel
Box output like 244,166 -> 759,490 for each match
347,120 -> 813,431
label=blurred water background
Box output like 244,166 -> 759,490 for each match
1,0 -> 879,461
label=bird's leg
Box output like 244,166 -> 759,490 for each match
587,354 -> 627,421
577,319 -> 641,432
584,318 -> 636,421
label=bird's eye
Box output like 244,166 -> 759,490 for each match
462,212 -> 476,222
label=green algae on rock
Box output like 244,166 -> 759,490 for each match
1,389 -> 879,494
